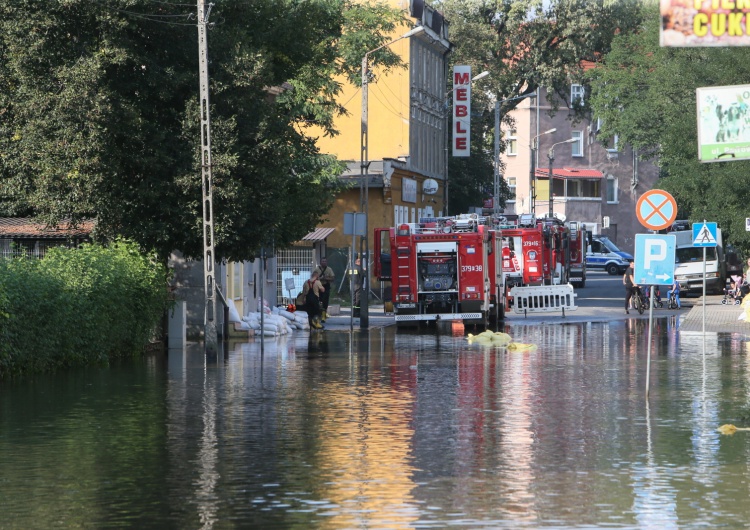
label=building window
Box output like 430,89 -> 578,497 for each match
606,175 -> 618,203
559,179 -> 600,199
571,84 -> 585,105
571,130 -> 584,157
506,128 -> 518,155
507,176 -> 516,200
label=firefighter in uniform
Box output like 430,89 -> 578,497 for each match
313,257 -> 335,322
349,257 -> 364,317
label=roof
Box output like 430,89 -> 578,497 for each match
302,227 -> 335,242
535,167 -> 604,179
0,218 -> 94,239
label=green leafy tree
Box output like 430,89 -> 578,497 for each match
0,0 -> 403,261
448,112 -> 506,214
587,3 -> 750,253
438,0 -> 644,210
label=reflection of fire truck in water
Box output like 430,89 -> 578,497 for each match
374,213 -> 581,325
374,214 -> 503,325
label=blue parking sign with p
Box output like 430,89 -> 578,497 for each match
634,234 -> 676,286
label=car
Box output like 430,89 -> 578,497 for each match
585,236 -> 633,275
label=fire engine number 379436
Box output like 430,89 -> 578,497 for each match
461,265 -> 482,272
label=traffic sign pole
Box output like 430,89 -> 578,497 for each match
634,190 -> 677,399
691,221 -> 717,354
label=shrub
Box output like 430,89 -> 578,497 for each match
0,240 -> 169,378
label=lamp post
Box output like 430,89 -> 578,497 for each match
444,70 -> 488,216
547,138 -> 577,218
361,25 -> 424,329
493,93 -> 536,218
529,128 -> 556,215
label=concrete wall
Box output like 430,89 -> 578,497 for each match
169,252 -> 279,341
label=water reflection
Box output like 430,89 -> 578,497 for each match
3,319 -> 750,528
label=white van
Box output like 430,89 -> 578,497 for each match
673,228 -> 726,295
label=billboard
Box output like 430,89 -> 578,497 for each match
696,84 -> 750,162
661,1 -> 750,47
452,65 -> 471,157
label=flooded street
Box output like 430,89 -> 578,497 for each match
3,319 -> 750,528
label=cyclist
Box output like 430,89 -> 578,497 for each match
623,262 -> 638,314
667,279 -> 681,309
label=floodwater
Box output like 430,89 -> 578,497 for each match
3,319 -> 750,529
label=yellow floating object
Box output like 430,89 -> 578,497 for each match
506,342 -> 537,352
491,332 -> 512,346
717,424 -> 750,435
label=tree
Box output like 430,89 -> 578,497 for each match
437,0 -> 644,211
448,109 -> 506,214
587,3 -> 750,253
0,0 -> 403,261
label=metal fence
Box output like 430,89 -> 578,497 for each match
1,240 -> 61,260
275,246 -> 315,306
274,246 -> 353,306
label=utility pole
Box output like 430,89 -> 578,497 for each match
197,1 -> 218,354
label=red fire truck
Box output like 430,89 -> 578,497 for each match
495,214 -> 578,312
565,221 -> 587,288
374,214 -> 504,325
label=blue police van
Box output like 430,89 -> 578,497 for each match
585,236 -> 633,275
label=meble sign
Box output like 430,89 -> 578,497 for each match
452,65 -> 471,157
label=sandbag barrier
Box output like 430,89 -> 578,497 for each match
510,284 -> 578,317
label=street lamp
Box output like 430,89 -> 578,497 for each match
493,93 -> 537,218
444,70 -> 489,216
547,138 -> 577,218
360,25 -> 425,329
529,128 -> 556,215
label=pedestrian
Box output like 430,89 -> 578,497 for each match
302,271 -> 325,329
623,261 -> 638,314
313,257 -> 335,322
350,257 -> 364,317
667,279 -> 681,309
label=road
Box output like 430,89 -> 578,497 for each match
501,269 -> 690,325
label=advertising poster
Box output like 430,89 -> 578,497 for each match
696,84 -> 750,162
661,1 -> 750,47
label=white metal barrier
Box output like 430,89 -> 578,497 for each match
510,284 -> 578,316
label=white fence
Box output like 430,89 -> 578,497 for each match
510,284 -> 578,316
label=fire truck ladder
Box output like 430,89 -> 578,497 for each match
394,245 -> 413,304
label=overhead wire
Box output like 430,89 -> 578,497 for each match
116,9 -> 198,26
369,87 -> 406,120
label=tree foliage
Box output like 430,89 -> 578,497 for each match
587,3 -> 750,253
437,0 -> 644,211
0,241 -> 169,377
0,0 -> 403,261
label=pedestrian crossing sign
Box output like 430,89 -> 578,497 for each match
692,222 -> 717,247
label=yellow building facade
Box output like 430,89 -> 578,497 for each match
308,1 -> 452,252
